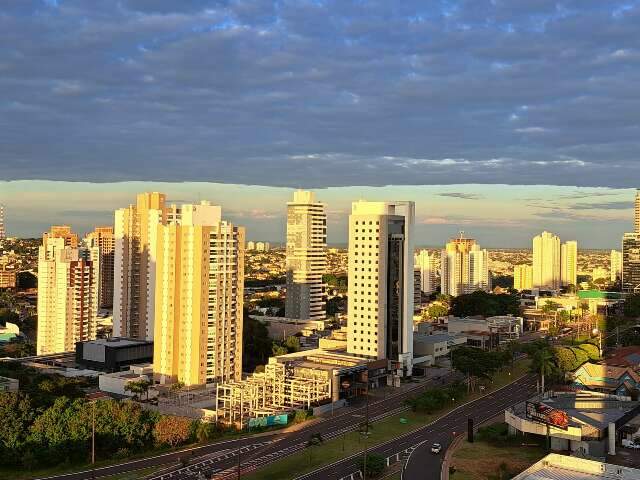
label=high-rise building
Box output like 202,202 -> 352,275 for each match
347,200 -> 415,375
247,241 -> 255,250
255,241 -> 270,251
611,249 -> 623,282
37,228 -> 98,355
153,202 -> 244,387
413,267 -> 422,312
0,205 -> 5,240
43,225 -> 79,248
285,190 -> 327,321
513,264 -> 533,291
622,233 -> 640,293
113,192 -> 167,340
561,240 -> 578,288
414,249 -> 436,294
440,234 -> 490,296
635,190 -> 640,233
85,226 -> 115,309
532,231 -> 561,290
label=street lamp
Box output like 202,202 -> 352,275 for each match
592,328 -> 603,357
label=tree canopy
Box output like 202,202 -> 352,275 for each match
450,291 -> 520,317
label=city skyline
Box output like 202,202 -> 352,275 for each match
1,181 -> 637,249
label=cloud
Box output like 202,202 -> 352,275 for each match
1,1 -> 640,187
437,192 -> 483,200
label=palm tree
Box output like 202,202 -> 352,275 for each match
530,348 -> 555,394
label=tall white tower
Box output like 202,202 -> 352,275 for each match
561,240 -> 578,288
532,231 -> 561,290
285,190 -> 327,321
414,250 -> 436,294
347,200 -> 415,376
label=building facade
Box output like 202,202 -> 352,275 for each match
532,231 -> 561,290
440,235 -> 490,296
414,249 -> 437,294
153,202 -> 244,387
346,200 -> 414,376
0,205 -> 5,240
622,232 -> 640,293
85,226 -> 115,309
611,249 -> 623,282
561,240 -> 578,288
43,225 -> 78,248
37,229 -> 98,355
285,190 -> 327,321
514,264 -> 533,291
113,192 -> 167,340
635,190 -> 640,234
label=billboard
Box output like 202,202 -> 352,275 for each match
248,414 -> 288,429
525,402 -> 569,430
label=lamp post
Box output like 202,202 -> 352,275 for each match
592,328 -> 603,357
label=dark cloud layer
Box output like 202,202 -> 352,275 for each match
1,1 -> 640,187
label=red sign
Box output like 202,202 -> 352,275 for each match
525,402 -> 569,430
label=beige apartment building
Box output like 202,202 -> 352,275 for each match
43,225 -> 78,248
153,202 -> 244,387
113,192 -> 167,340
285,190 -> 327,321
513,264 -> 533,291
346,200 -> 414,376
37,228 -> 98,355
440,235 -> 490,296
611,249 -> 623,282
532,231 -> 561,289
85,226 -> 115,308
561,240 -> 578,288
414,249 -> 437,294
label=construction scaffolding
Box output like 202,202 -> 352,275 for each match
215,362 -> 331,426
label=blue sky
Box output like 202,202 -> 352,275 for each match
1,1 -> 639,246
0,181 -> 635,248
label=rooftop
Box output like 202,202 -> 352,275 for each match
513,453 -> 640,480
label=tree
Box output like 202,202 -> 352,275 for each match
553,346 -> 577,373
0,392 -> 35,466
426,303 -> 448,319
569,346 -> 588,368
125,379 -> 152,401
450,291 -> 520,317
153,416 -> 194,447
358,453 -> 386,477
284,335 -> 300,353
242,313 -> 272,372
578,343 -> 600,361
530,348 -> 555,393
272,342 -> 288,356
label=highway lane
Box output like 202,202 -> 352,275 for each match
293,374 -> 538,480
149,372 -> 460,480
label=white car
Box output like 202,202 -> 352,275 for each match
431,443 -> 442,454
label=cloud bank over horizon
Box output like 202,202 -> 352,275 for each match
1,1 -> 640,187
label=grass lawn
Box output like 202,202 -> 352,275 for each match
450,432 -> 545,479
244,360 -> 531,480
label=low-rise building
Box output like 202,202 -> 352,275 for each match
98,364 -> 157,398
76,338 -> 154,372
0,375 -> 19,392
513,453 -> 640,480
506,391 -> 640,457
571,362 -> 640,397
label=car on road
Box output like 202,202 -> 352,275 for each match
431,443 -> 442,454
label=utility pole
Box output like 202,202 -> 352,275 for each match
92,400 -> 96,465
362,367 -> 370,480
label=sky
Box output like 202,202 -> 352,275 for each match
1,1 -> 639,246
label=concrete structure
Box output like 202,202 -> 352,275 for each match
514,264 -> 533,291
285,190 -> 327,321
98,364 -> 157,398
533,231 -> 561,290
561,240 -> 578,288
85,226 -> 115,308
0,375 -> 18,392
114,192 -> 167,340
506,391 -> 640,457
413,334 -> 458,359
37,228 -> 98,355
153,202 -> 244,387
611,249 -> 623,282
445,315 -> 523,346
347,200 -> 415,377
215,349 -> 369,426
622,232 -> 640,293
0,321 -> 19,342
0,205 -> 4,240
76,337 -> 153,372
513,453 -> 640,480
414,249 -> 436,294
440,234 -> 490,297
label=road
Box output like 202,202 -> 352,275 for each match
293,374 -> 538,480
35,369 -> 452,480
